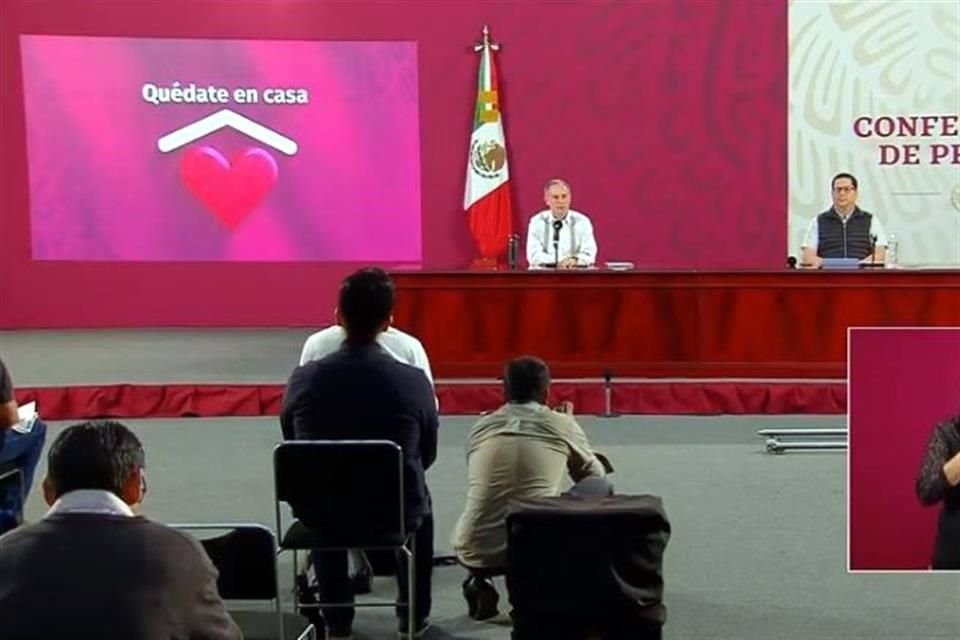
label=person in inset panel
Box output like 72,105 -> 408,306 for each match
916,414 -> 960,570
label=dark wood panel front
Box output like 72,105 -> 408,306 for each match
391,270 -> 960,379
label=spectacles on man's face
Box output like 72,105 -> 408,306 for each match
833,186 -> 856,194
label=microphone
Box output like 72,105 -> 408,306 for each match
552,219 -> 562,268
868,234 -> 879,267
786,256 -> 797,269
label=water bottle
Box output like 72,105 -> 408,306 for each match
886,234 -> 898,268
507,234 -> 519,270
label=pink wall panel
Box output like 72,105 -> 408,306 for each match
0,0 -> 786,327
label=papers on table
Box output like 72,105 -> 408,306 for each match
12,401 -> 39,434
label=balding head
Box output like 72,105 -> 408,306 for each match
543,179 -> 572,219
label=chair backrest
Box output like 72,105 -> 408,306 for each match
0,463 -> 21,483
506,494 -> 670,620
0,464 -> 23,533
274,440 -> 405,544
0,463 -> 23,502
196,525 -> 278,601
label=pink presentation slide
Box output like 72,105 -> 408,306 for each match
19,35 -> 422,262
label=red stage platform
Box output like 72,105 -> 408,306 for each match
11,269 -> 959,418
391,269 -> 960,379
15,378 -> 848,419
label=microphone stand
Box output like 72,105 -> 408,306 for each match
552,220 -> 562,268
601,369 -> 619,418
864,234 -> 880,268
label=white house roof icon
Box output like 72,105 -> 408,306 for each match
157,109 -> 298,156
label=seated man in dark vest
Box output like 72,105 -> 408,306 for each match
800,172 -> 888,268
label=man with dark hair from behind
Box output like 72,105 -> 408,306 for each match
296,269 -> 439,598
452,356 -> 610,621
281,267 -> 439,640
0,420 -> 241,640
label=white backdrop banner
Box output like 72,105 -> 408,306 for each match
789,1 -> 960,266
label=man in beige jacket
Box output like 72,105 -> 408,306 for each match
452,356 -> 610,620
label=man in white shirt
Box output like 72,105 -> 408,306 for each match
300,324 -> 434,388
526,179 -> 598,269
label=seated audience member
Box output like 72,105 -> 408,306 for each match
451,356 -> 610,620
281,267 -> 438,640
0,420 -> 241,640
915,414 -> 960,570
0,356 -> 47,533
800,172 -> 888,267
297,307 -> 436,597
526,179 -> 598,269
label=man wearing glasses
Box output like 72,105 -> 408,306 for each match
800,173 -> 888,268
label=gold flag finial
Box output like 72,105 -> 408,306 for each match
474,25 -> 500,53
473,26 -> 501,122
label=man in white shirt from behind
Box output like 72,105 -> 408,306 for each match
300,323 -> 435,387
526,179 -> 598,269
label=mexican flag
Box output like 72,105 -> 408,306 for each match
463,36 -> 513,260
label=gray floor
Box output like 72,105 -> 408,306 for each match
0,329 -> 313,385
0,329 -> 844,386
22,416 -> 960,640
4,330 -> 958,638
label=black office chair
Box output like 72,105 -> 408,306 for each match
172,523 -> 316,640
506,494 -> 671,640
273,440 -> 417,640
0,463 -> 24,532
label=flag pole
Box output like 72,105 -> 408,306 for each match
465,25 -> 513,269
475,26 -> 499,120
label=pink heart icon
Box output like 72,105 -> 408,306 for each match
179,146 -> 278,229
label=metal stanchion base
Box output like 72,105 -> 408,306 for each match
601,382 -> 618,418
759,428 -> 848,454
758,429 -> 847,438
765,439 -> 848,454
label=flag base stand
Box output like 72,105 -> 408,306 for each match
469,257 -> 500,271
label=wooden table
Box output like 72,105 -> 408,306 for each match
390,269 -> 960,379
